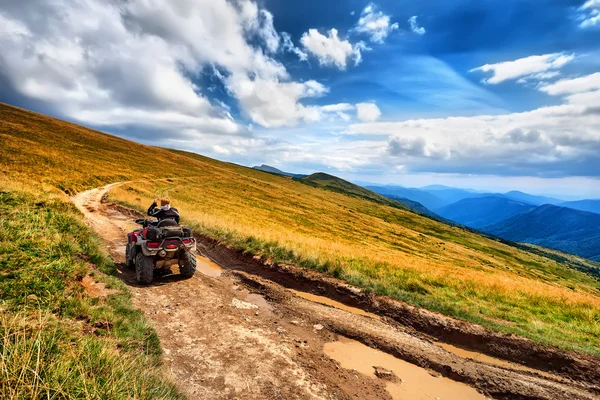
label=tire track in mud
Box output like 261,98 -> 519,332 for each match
73,184 -> 600,400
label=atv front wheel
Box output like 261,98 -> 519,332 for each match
125,243 -> 136,269
135,252 -> 154,285
180,251 -> 197,278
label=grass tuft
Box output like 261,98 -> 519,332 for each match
0,182 -> 182,399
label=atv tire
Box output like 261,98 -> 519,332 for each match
135,252 -> 154,285
180,251 -> 197,278
125,242 -> 136,269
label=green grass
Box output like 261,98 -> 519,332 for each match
2,102 -> 600,357
0,184 -> 182,399
113,179 -> 600,356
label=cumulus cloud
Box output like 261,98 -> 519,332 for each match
354,3 -> 399,43
0,0 -> 331,136
408,16 -> 426,35
470,53 -> 575,84
579,0 -> 600,28
346,73 -> 600,177
281,32 -> 308,61
226,75 -> 327,128
356,103 -> 381,122
300,29 -> 364,69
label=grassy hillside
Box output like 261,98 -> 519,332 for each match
485,204 -> 600,261
2,102 -> 600,356
302,173 -> 437,217
0,178 -> 181,398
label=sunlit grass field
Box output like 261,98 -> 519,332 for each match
0,177 -> 182,399
2,102 -> 599,356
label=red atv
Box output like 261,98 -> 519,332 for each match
126,219 -> 197,284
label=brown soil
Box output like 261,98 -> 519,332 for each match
80,274 -> 116,298
72,184 -> 600,400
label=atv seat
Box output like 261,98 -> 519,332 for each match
157,219 -> 178,228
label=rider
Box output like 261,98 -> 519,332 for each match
147,197 -> 180,224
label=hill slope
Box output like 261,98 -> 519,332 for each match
485,205 -> 600,261
2,102 -> 600,355
302,174 -> 437,217
437,196 -> 535,229
252,164 -> 306,178
560,199 -> 600,215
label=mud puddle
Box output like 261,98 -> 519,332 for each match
231,283 -> 275,316
289,289 -> 379,319
244,293 -> 274,316
195,255 -> 223,277
324,337 -> 487,400
436,342 -> 556,378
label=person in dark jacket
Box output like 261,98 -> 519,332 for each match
147,197 -> 180,224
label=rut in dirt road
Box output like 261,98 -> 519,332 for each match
73,184 -> 600,400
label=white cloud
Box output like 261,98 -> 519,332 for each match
354,3 -> 399,43
226,75 -> 327,128
300,28 -> 363,69
408,16 -> 426,35
281,32 -> 308,61
539,72 -> 600,95
351,41 -> 371,66
470,53 -> 575,84
356,103 -> 381,122
238,3 -> 280,53
321,103 -> 355,112
345,73 -> 600,176
579,0 -> 600,28
0,0 -> 329,133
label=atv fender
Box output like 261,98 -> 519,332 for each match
139,241 -> 159,257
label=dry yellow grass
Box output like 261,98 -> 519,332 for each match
2,102 -> 599,355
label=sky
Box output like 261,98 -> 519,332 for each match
1,0 -> 600,197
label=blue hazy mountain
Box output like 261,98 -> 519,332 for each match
252,164 -> 306,178
420,188 -> 490,208
365,185 -> 446,210
502,190 -> 562,206
484,205 -> 600,261
437,196 -> 536,229
560,199 -> 600,215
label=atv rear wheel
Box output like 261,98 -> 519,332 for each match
125,242 -> 136,269
180,251 -> 197,278
135,252 -> 154,285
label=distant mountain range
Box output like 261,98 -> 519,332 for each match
252,164 -> 306,178
484,205 -> 600,262
367,184 -> 600,261
502,190 -> 563,206
559,199 -> 600,214
255,166 -> 600,261
436,196 -> 535,229
301,173 -> 439,218
364,185 -> 448,210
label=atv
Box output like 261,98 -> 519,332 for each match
125,219 -> 197,285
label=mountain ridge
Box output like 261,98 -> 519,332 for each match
437,196 -> 536,228
484,204 -> 600,261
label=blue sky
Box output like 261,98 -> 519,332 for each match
1,0 -> 600,197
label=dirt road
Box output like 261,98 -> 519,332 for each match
73,184 -> 600,400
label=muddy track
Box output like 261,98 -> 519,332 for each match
73,184 -> 600,400
193,236 -> 600,385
